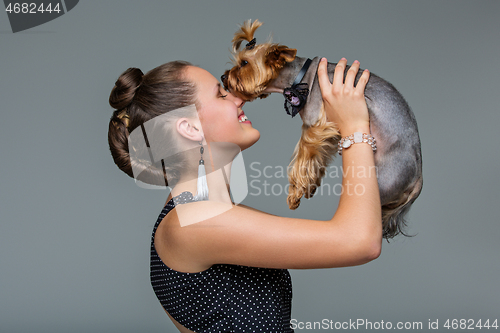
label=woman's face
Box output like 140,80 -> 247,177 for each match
185,66 -> 260,151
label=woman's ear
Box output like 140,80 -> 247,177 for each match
176,118 -> 204,142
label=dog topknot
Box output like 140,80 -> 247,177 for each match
231,19 -> 263,53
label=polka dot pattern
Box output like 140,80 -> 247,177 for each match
151,192 -> 294,332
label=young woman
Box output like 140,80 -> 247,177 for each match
108,58 -> 382,333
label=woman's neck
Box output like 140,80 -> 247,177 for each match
171,161 -> 234,204
168,142 -> 241,205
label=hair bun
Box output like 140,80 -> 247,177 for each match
109,68 -> 144,110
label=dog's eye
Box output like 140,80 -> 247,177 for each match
240,60 -> 248,67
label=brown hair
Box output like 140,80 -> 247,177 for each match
108,61 -> 197,186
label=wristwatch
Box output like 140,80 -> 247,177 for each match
338,132 -> 377,155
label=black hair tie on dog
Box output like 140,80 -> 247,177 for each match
283,58 -> 312,117
283,83 -> 309,117
245,38 -> 256,50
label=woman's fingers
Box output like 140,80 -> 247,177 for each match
344,60 -> 360,91
317,57 -> 370,100
317,58 -> 332,100
332,58 -> 347,92
319,58 -> 367,97
355,69 -> 370,94
316,58 -> 370,133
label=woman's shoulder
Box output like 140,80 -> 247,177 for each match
155,199 -> 273,272
155,199 -> 239,254
154,200 -> 235,273
157,200 -> 235,231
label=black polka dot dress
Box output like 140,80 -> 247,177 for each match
150,192 -> 294,332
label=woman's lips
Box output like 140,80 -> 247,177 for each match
238,111 -> 251,123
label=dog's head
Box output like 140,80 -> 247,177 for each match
221,20 -> 297,101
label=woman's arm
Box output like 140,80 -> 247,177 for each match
317,57 -> 382,262
235,203 -> 276,216
159,59 -> 382,270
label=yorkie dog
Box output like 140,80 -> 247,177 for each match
221,20 -> 422,239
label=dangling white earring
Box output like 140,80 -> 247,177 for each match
194,140 -> 209,201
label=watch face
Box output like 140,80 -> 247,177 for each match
342,139 -> 352,148
354,132 -> 363,143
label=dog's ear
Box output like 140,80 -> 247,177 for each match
232,19 -> 263,52
265,46 -> 297,69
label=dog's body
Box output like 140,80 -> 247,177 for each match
222,20 -> 422,238
268,56 -> 422,206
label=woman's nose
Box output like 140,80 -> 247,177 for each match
229,93 -> 245,108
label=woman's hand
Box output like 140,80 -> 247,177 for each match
317,58 -> 370,136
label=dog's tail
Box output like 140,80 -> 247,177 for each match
232,19 -> 263,52
381,174 -> 423,239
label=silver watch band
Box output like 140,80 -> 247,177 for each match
338,132 -> 377,155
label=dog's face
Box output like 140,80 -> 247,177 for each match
221,20 -> 296,101
221,44 -> 296,101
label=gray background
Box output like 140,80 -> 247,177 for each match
1,1 -> 499,332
